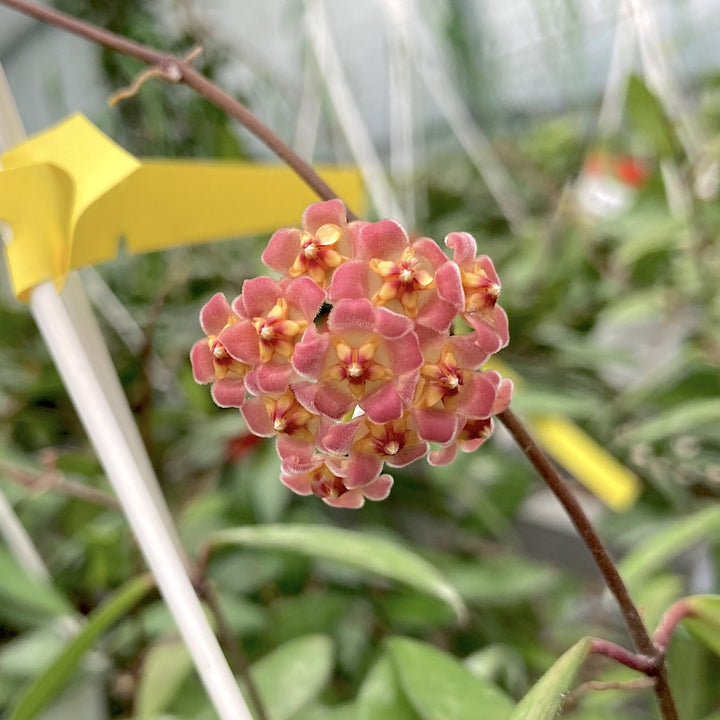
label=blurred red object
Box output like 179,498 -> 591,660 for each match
225,431 -> 265,462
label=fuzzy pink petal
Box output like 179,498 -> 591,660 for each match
491,378 -> 513,414
414,326 -> 446,354
476,255 -> 501,286
445,232 -> 477,267
457,372 -> 498,418
324,490 -> 365,509
494,305 -> 510,348
283,276 -> 326,319
262,228 -> 302,274
413,407 -> 459,443
291,381 -> 321,413
415,294 -> 458,333
342,453 -> 384,489
211,378 -> 246,408
356,219 -> 408,260
395,371 -> 419,405
328,261 -> 368,302
237,276 -> 282,318
374,306 -> 413,339
328,298 -> 375,334
276,435 -> 316,466
292,325 -> 330,379
428,443 -> 458,466
190,340 -> 215,384
200,293 -> 234,335
412,237 -> 449,269
251,363 -> 295,394
314,383 -> 357,420
386,332 -> 423,375
451,333 -> 490,370
345,221 -> 367,258
244,371 -> 261,397
361,473 -> 394,501
434,260 -> 464,309
457,417 -> 495,452
320,417 -> 362,455
385,442 -> 429,467
459,436 -> 491,453
465,315 -> 503,355
280,472 -> 314,496
219,321 -> 261,365
240,398 -> 274,437
361,383 -> 404,423
302,198 -> 347,233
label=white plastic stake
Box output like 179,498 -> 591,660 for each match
0,64 -> 253,720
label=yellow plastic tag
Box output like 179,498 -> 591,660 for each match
0,114 -> 364,300
485,357 -> 641,511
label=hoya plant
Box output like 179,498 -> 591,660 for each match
1,2 -> 720,720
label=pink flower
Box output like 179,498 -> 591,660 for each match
190,293 -> 248,408
262,199 -> 364,288
330,220 -> 464,332
351,414 -> 428,467
191,202 -> 512,508
445,231 -> 509,353
292,298 -> 422,423
220,276 -> 325,394
427,374 -> 513,466
411,333 -> 500,443
280,455 -> 394,508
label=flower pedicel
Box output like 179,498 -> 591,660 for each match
191,199 -> 512,507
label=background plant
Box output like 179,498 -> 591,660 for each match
1,1 -> 720,719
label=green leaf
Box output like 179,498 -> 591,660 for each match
135,639 -> 194,718
210,524 -> 466,619
618,506 -> 720,592
251,635 -> 334,720
387,637 -> 514,720
0,546 -> 73,627
621,399 -> 720,443
9,574 -> 155,720
507,638 -> 590,720
683,595 -> 720,657
357,656 -> 419,720
444,557 -> 558,606
293,703 -> 359,720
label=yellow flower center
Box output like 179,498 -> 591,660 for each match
369,247 -> 435,317
252,297 -> 306,363
289,223 -> 346,286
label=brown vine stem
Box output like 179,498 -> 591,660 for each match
498,408 -> 678,720
0,0 -> 356,221
0,1 -> 679,717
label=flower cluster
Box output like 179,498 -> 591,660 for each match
191,200 -> 512,508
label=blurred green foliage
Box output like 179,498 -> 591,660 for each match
1,1 -> 720,718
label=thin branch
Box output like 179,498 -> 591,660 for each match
0,0 -> 355,221
498,408 -> 679,720
589,637 -> 657,674
566,676 -> 655,707
498,409 -> 652,654
654,599 -> 694,654
109,44 -> 203,106
0,458 -> 121,509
